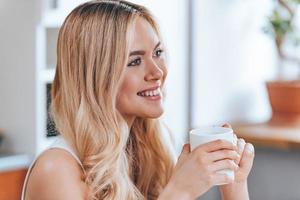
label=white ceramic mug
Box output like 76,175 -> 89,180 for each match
189,126 -> 237,185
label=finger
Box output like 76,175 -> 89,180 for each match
222,123 -> 232,129
239,143 -> 255,172
209,150 -> 240,162
211,173 -> 234,186
195,139 -> 237,153
235,138 -> 245,164
210,159 -> 239,172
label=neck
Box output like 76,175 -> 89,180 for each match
123,115 -> 136,129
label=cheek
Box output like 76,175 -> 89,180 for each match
116,73 -> 141,114
117,73 -> 141,100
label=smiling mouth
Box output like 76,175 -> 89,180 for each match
137,87 -> 162,97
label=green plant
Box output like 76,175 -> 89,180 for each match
264,0 -> 300,78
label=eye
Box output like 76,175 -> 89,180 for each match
127,57 -> 141,67
154,49 -> 164,57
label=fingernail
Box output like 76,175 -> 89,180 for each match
246,143 -> 254,153
233,134 -> 237,141
238,139 -> 245,150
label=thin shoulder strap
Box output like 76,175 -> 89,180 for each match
21,136 -> 84,200
49,136 -> 84,170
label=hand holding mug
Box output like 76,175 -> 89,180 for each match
159,137 -> 240,199
189,126 -> 237,183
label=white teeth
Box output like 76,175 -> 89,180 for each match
138,88 -> 161,97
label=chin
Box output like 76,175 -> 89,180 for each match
145,109 -> 164,118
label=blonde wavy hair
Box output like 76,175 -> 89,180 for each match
51,0 -> 175,199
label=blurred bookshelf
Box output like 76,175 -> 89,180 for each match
46,83 -> 58,137
36,0 -> 88,153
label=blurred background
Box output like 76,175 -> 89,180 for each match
1,0 -> 300,199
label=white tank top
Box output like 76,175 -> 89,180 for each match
21,136 -> 84,200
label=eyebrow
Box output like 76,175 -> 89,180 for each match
129,42 -> 161,56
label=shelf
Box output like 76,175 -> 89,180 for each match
0,154 -> 32,172
233,122 -> 300,150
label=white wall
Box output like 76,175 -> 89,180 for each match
192,0 -> 276,127
0,0 -> 40,154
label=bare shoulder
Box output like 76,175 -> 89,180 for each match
25,148 -> 88,200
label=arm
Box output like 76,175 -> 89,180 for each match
220,181 -> 249,200
158,180 -> 191,200
25,149 -> 88,200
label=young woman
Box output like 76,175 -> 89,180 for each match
22,1 -> 255,199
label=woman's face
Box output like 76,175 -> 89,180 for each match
117,17 -> 167,126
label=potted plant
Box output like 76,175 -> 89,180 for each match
264,0 -> 300,126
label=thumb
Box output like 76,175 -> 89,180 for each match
177,143 -> 190,163
239,143 -> 255,173
182,143 -> 191,154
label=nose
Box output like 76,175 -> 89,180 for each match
144,60 -> 164,82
